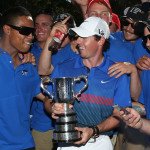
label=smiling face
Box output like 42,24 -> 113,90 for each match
122,18 -> 139,42
76,36 -> 101,59
144,26 -> 150,50
86,2 -> 112,25
35,14 -> 53,43
7,15 -> 34,53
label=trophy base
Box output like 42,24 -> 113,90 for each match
53,131 -> 81,143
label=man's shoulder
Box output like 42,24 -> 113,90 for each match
30,42 -> 41,52
58,57 -> 78,67
110,31 -> 123,39
0,48 -> 4,57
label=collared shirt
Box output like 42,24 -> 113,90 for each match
133,39 -> 150,119
30,42 -> 42,66
52,44 -> 79,68
105,32 -> 135,64
30,43 -> 78,131
50,55 -> 131,136
0,48 -> 40,149
30,42 -> 54,131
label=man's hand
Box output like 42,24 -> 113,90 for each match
50,16 -> 70,40
120,108 -> 143,129
50,103 -> 73,119
74,127 -> 93,145
108,62 -> 136,78
136,55 -> 150,70
43,98 -> 54,115
19,52 -> 36,65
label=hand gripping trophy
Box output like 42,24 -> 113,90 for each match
41,75 -> 88,143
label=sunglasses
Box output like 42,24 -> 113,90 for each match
68,30 -> 79,41
7,24 -> 35,36
121,19 -> 135,29
147,26 -> 150,32
142,34 -> 150,44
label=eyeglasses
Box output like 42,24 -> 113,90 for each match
7,24 -> 35,36
88,11 -> 110,18
121,19 -> 135,29
142,34 -> 150,44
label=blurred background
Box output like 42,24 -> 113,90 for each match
0,0 -> 141,25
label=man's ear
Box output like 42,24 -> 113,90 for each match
98,36 -> 105,46
84,13 -> 88,19
3,25 -> 11,35
109,14 -> 112,24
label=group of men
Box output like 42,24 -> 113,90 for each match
0,0 -> 150,150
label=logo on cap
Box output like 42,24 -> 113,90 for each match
129,7 -> 142,14
99,29 -> 104,36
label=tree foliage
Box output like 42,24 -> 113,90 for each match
110,0 -> 141,17
0,0 -> 142,24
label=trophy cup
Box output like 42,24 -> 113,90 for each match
41,75 -> 88,143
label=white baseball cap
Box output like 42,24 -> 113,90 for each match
69,16 -> 110,39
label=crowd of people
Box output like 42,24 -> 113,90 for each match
0,0 -> 150,150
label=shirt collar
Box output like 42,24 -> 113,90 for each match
74,55 -> 112,73
32,42 -> 42,50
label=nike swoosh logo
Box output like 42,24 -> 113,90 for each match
100,80 -> 110,84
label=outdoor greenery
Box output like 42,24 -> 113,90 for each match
0,0 -> 141,25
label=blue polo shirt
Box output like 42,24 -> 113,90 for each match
30,43 -> 78,131
133,38 -> 150,62
50,55 -> 131,136
30,42 -> 42,66
0,48 -> 40,149
30,42 -> 54,131
133,39 -> 150,119
105,32 -> 135,64
52,44 -> 79,68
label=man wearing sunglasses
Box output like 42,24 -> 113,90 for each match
86,1 -> 141,104
133,20 -> 150,119
85,2 -> 144,148
112,5 -> 150,150
119,21 -> 150,141
0,6 -> 53,150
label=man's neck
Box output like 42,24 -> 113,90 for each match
1,38 -> 21,67
39,41 -> 46,49
83,55 -> 104,69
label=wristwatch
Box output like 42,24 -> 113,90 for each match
90,126 -> 100,138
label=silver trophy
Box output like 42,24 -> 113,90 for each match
41,75 -> 88,143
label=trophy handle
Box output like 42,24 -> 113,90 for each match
74,75 -> 88,100
40,76 -> 54,99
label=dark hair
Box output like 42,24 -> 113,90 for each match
134,21 -> 147,37
1,6 -> 32,27
94,35 -> 110,51
35,8 -> 54,21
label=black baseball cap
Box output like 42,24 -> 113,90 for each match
122,4 -> 148,22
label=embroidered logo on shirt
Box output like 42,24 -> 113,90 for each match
100,80 -> 110,84
22,70 -> 28,75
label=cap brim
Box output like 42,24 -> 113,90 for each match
99,0 -> 112,13
69,27 -> 94,38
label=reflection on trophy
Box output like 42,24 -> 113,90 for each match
41,75 -> 88,143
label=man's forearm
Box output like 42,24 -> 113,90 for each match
140,118 -> 150,135
130,67 -> 141,101
38,38 -> 53,76
97,116 -> 120,133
